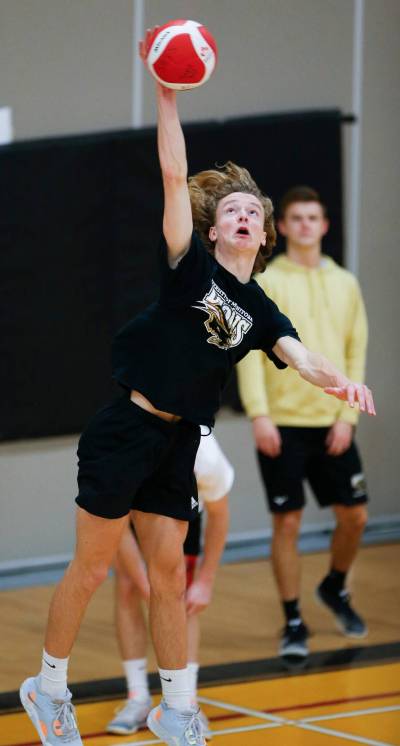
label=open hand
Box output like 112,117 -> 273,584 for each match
324,384 -> 376,415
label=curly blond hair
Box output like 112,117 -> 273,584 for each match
188,161 -> 276,274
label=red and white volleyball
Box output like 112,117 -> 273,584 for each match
146,20 -> 218,91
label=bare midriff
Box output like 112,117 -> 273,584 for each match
130,390 -> 182,423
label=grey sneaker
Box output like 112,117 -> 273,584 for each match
20,676 -> 82,745
106,697 -> 152,734
147,700 -> 205,745
198,708 -> 212,740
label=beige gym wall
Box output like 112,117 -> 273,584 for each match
0,0 -> 399,564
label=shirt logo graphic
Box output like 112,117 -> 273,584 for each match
192,281 -> 253,350
191,496 -> 199,510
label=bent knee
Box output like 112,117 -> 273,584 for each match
72,559 -> 110,592
148,560 -> 186,599
273,511 -> 302,540
337,505 -> 368,532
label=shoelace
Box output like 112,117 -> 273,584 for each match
184,713 -> 204,745
53,694 -> 79,741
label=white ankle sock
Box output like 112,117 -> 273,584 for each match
187,661 -> 199,706
123,658 -> 150,702
158,667 -> 191,711
40,649 -> 68,699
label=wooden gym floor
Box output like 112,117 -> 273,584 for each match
2,660 -> 400,745
1,544 -> 399,744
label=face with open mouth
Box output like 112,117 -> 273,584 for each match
209,192 -> 266,257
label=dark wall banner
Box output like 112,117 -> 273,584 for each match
0,110 -> 343,440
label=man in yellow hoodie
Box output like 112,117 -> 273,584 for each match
237,186 -> 369,665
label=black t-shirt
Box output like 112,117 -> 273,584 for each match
112,232 -> 299,426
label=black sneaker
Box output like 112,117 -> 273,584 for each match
279,620 -> 309,669
316,581 -> 367,638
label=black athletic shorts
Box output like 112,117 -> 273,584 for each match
76,394 -> 201,521
257,426 -> 368,513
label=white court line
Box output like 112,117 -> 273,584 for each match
198,693 -> 286,724
296,721 -> 396,746
208,721 -> 282,736
109,721 -> 281,746
303,703 -> 400,723
109,738 -> 160,746
110,698 -> 400,745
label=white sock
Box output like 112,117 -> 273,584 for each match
187,661 -> 199,706
159,667 -> 191,711
123,658 -> 150,702
40,649 -> 68,700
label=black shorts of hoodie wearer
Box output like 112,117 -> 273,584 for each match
257,426 -> 368,514
76,394 -> 201,521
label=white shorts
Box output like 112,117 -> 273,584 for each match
194,430 -> 234,503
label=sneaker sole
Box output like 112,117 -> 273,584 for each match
279,642 -> 309,658
20,680 -> 52,746
314,590 -> 368,639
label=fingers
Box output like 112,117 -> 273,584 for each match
139,26 -> 160,60
354,384 -> 376,415
364,386 -> 376,415
325,385 -> 376,416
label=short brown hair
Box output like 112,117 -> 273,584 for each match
188,161 -> 276,274
279,186 -> 328,218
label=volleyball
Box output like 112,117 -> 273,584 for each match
146,19 -> 218,91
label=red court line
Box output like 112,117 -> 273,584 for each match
8,688 -> 400,746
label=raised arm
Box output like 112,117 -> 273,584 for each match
273,336 -> 376,415
140,32 -> 193,264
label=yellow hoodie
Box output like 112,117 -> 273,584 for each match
237,254 -> 368,427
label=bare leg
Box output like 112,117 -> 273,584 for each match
330,504 -> 368,572
187,614 -> 200,663
45,507 -> 128,657
114,525 -> 150,660
271,510 -> 303,600
132,510 -> 188,669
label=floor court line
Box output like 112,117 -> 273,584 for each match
295,721 -> 396,746
302,703 -> 400,723
109,722 -> 283,746
198,694 -> 287,723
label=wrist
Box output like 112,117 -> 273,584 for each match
197,566 -> 216,584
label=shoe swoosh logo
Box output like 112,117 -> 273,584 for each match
43,659 -> 57,669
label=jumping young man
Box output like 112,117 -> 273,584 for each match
20,31 -> 375,746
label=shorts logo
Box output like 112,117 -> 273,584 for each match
273,496 -> 288,506
191,496 -> 199,510
351,472 -> 367,498
192,281 -> 253,350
